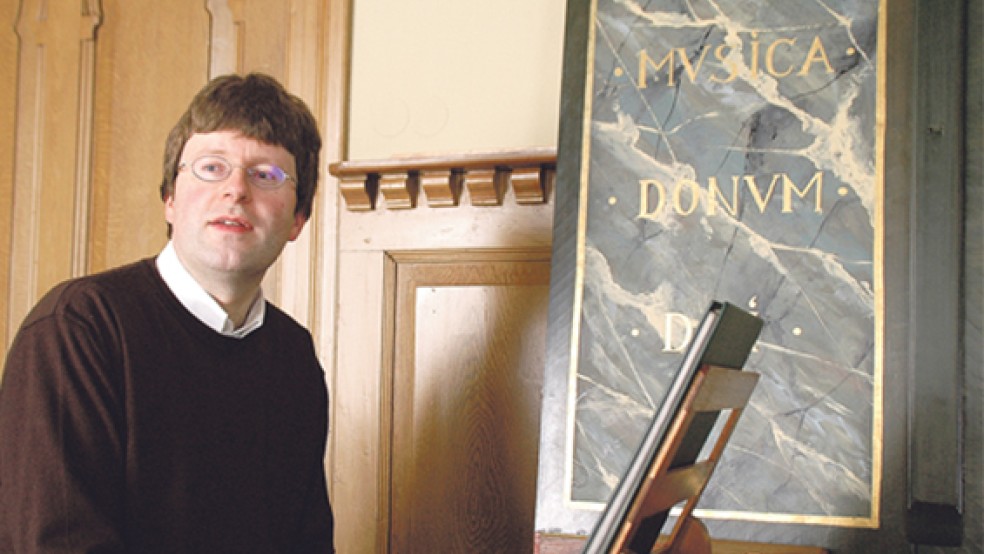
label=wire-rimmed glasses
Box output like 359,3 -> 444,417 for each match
178,155 -> 296,189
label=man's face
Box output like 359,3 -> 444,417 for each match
165,130 -> 306,290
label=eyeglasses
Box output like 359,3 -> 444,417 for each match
178,155 -> 296,189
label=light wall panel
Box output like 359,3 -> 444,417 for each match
0,0 -> 19,349
6,1 -> 103,345
348,0 -> 566,159
89,0 -> 209,273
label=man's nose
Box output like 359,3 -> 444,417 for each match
220,167 -> 252,200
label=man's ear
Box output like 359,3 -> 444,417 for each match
288,212 -> 308,242
163,192 -> 175,224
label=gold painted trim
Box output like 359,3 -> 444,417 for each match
868,0 -> 888,531
562,0 -> 600,514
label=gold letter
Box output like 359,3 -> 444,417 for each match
707,176 -> 740,216
638,179 -> 666,220
710,44 -> 739,83
677,46 -> 712,83
638,49 -> 676,88
798,36 -> 835,75
782,171 -> 824,213
749,32 -> 761,78
766,37 -> 797,78
673,179 -> 701,216
743,174 -> 782,213
663,312 -> 694,353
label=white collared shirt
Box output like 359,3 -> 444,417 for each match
156,241 -> 265,338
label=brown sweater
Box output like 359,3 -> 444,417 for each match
0,259 -> 334,553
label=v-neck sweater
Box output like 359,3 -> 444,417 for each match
0,258 -> 334,553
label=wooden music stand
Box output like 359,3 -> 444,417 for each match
610,364 -> 759,554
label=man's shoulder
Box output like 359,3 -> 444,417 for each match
263,303 -> 311,336
259,303 -> 319,353
23,258 -> 160,327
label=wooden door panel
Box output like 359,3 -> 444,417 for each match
391,253 -> 550,553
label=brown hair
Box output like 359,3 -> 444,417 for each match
160,73 -> 321,219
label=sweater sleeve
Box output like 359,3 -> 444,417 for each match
0,293 -> 126,553
292,461 -> 335,554
291,340 -> 335,554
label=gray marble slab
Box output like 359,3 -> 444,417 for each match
542,0 -> 882,530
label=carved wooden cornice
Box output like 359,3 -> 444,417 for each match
328,147 -> 557,211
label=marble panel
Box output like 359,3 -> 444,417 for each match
538,0 -> 884,534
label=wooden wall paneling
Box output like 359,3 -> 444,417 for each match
332,150 -> 555,551
274,0 -> 327,329
206,0 -> 244,77
89,1 -> 209,273
237,0 -> 289,80
512,166 -> 550,205
379,171 -> 418,209
465,168 -> 502,206
7,1 -> 101,346
329,148 -> 556,211
333,250 -> 391,554
0,0 -> 19,351
317,0 -> 351,545
204,0 -> 290,81
338,201 -> 555,254
389,252 -> 550,553
253,0 -> 327,329
420,169 -> 462,207
74,4 -> 100,278
339,173 -> 377,210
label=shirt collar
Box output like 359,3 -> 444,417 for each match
156,241 -> 266,338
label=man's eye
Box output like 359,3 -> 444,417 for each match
252,166 -> 284,183
199,163 -> 225,174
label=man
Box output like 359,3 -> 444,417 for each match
0,73 -> 334,553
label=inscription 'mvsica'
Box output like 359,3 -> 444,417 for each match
636,33 -> 837,87
637,171 -> 825,219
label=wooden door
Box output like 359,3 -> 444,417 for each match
389,251 -> 550,553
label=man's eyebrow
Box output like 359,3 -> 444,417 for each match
185,138 -> 294,166
190,149 -> 279,164
184,146 -> 231,159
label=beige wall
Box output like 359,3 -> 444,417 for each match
348,0 -> 566,159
